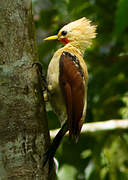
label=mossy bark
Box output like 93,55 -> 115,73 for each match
0,1 -> 55,179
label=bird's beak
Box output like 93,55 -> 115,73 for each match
44,35 -> 58,41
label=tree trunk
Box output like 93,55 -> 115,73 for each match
0,1 -> 55,179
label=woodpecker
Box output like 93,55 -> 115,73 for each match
42,17 -> 96,168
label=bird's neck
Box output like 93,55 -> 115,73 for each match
63,43 -> 83,57
64,41 -> 89,55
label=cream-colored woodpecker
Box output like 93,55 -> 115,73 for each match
42,17 -> 96,167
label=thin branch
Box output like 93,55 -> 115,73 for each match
50,120 -> 128,138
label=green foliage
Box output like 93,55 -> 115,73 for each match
119,93 -> 128,119
33,0 -> 128,179
58,164 -> 77,180
115,0 -> 128,38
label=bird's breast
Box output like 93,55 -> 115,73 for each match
47,52 -> 67,125
47,53 -> 60,92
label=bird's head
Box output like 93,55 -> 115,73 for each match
44,17 -> 97,53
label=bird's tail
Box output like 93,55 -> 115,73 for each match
42,122 -> 68,169
69,117 -> 83,143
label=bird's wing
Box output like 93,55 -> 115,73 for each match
59,51 -> 85,141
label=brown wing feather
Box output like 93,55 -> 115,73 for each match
59,51 -> 85,141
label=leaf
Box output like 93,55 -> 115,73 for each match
81,149 -> 92,159
119,93 -> 128,119
115,0 -> 128,38
57,164 -> 77,180
52,0 -> 68,19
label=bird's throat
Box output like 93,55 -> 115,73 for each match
60,38 -> 70,44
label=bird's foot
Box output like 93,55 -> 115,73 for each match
32,62 -> 43,76
32,62 -> 49,101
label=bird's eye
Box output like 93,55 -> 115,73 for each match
61,30 -> 67,36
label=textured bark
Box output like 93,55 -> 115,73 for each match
0,0 -> 55,179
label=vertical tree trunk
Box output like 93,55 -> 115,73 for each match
0,1 -> 55,179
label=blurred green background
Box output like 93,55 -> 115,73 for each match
32,0 -> 128,179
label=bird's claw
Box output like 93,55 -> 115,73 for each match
32,62 -> 48,94
32,62 -> 43,76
